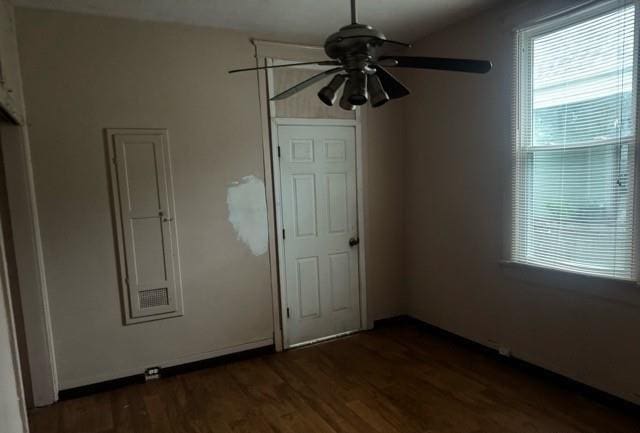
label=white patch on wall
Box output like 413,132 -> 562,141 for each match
227,175 -> 269,256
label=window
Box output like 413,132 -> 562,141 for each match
512,1 -> 639,280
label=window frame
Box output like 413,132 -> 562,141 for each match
508,0 -> 640,283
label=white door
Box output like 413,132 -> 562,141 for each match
277,124 -> 361,347
110,131 -> 183,323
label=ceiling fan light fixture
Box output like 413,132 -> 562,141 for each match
318,74 -> 347,106
229,1 -> 492,109
344,71 -> 368,106
368,74 -> 390,107
339,90 -> 357,111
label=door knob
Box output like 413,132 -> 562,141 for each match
349,237 -> 360,247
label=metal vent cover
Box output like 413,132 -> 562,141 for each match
139,288 -> 169,309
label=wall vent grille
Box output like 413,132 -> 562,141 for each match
139,288 -> 169,309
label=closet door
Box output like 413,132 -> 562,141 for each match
109,130 -> 182,323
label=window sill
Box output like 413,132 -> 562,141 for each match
499,260 -> 640,307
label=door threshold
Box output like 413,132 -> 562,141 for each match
288,329 -> 360,349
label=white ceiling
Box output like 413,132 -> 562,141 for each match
13,0 -> 503,44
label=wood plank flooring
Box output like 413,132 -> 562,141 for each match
29,322 -> 640,433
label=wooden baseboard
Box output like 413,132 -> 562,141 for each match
375,315 -> 640,414
58,344 -> 275,401
372,314 -> 414,328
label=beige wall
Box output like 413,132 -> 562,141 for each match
403,0 -> 640,404
15,8 -> 405,389
0,0 -> 25,120
363,102 -> 407,320
16,8 -> 275,389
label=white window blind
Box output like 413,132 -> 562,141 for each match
512,1 -> 639,280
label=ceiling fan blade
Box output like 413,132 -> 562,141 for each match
271,67 -> 344,101
380,56 -> 492,74
228,60 -> 339,74
334,35 -> 412,48
377,58 -> 399,67
375,66 -> 410,100
381,39 -> 412,48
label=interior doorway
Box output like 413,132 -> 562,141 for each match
256,51 -> 370,351
0,124 -> 32,401
0,120 -> 30,431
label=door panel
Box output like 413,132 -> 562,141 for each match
327,173 -> 348,234
329,252 -> 350,311
291,139 -> 314,162
278,124 -> 360,346
122,141 -> 162,214
297,257 -> 321,318
130,218 -> 167,283
292,174 -> 317,237
111,131 -> 182,322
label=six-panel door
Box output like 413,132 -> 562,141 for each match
277,124 -> 360,346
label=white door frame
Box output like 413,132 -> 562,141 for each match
263,49 -> 368,347
1,124 -> 58,406
252,40 -> 368,350
0,138 -> 30,432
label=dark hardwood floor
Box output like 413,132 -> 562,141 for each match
29,322 -> 640,433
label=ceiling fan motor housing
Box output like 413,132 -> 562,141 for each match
324,23 -> 386,69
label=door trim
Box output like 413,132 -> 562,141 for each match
270,118 -> 367,349
252,40 -> 369,351
0,141 -> 30,431
1,125 -> 58,405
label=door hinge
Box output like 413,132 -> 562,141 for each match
282,228 -> 286,239
286,307 -> 290,318
277,146 -> 281,158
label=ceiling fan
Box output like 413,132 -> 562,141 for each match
229,0 -> 492,110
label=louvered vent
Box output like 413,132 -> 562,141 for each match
139,288 -> 169,309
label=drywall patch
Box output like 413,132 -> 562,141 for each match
227,175 -> 268,256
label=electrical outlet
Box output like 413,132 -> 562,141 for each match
144,366 -> 161,381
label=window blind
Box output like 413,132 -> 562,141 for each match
512,1 -> 638,280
